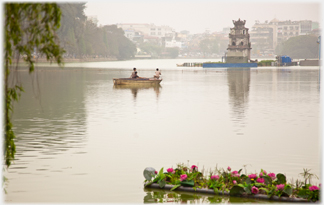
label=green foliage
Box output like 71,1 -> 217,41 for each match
180,180 -> 195,187
199,36 -> 220,56
4,3 -> 65,167
257,60 -> 275,66
159,180 -> 166,188
296,186 -> 319,201
242,177 -> 251,185
284,184 -> 292,196
138,42 -> 162,58
266,185 -> 277,197
57,4 -> 136,60
243,185 -> 252,194
296,184 -> 320,201
165,47 -> 179,59
151,168 -> 167,188
275,35 -> 319,59
297,189 -> 309,199
299,168 -> 318,186
276,173 -> 286,184
4,86 -> 24,166
170,184 -> 181,191
144,164 -> 320,202
103,25 -> 136,60
229,185 -> 244,196
261,175 -> 272,185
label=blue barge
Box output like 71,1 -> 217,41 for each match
202,63 -> 258,68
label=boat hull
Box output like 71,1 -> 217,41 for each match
113,78 -> 162,85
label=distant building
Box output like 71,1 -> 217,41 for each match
250,19 -> 278,54
250,19 -> 320,56
116,23 -> 185,48
165,37 -> 182,48
277,20 -> 300,44
117,23 -> 174,40
299,20 -> 312,35
226,18 -> 252,63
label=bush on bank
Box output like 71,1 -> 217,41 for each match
257,60 -> 276,66
144,164 -> 320,202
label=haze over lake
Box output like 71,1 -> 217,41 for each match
4,59 -> 321,203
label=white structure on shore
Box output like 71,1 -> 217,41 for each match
117,23 -> 174,39
117,23 -> 184,48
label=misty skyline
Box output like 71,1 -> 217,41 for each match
84,0 -> 321,34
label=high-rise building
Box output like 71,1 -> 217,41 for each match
249,19 -> 319,56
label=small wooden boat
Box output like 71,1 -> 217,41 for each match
114,84 -> 161,89
113,78 -> 162,85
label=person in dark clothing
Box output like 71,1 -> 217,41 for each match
130,67 -> 136,78
131,71 -> 141,78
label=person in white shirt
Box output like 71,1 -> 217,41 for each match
130,67 -> 136,78
154,68 -> 161,79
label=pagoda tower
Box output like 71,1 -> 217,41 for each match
226,19 -> 252,63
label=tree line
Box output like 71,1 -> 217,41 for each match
275,35 -> 320,59
57,3 -> 136,60
58,3 -> 320,60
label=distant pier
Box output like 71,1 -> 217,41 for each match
176,62 -> 203,67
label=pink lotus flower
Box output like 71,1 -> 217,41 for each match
248,174 -> 257,179
251,186 -> 259,194
309,186 -> 319,191
227,166 -> 231,171
268,173 -> 276,180
167,168 -> 174,173
191,165 -> 198,172
180,174 -> 187,181
256,178 -> 265,183
210,175 -> 219,180
154,171 -> 158,174
191,165 -> 198,169
233,180 -> 237,184
259,173 -> 263,177
263,170 -> 267,175
231,171 -> 240,177
276,184 -> 285,191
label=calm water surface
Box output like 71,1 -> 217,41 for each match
4,59 -> 321,203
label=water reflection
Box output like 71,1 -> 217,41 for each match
144,188 -> 271,203
11,68 -> 87,164
113,84 -> 162,100
144,188 -> 229,203
227,68 -> 251,135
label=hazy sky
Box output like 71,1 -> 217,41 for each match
84,0 -> 322,34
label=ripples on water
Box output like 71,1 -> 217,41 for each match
4,64 -> 321,203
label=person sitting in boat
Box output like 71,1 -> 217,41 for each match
131,71 -> 142,79
154,68 -> 161,79
130,67 -> 136,78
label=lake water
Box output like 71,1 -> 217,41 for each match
3,59 -> 322,203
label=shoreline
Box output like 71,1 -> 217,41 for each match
34,57 -> 118,63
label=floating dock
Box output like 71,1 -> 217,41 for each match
203,63 -> 258,68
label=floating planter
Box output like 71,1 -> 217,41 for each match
143,164 -> 320,202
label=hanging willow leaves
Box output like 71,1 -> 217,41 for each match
4,3 -> 65,167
